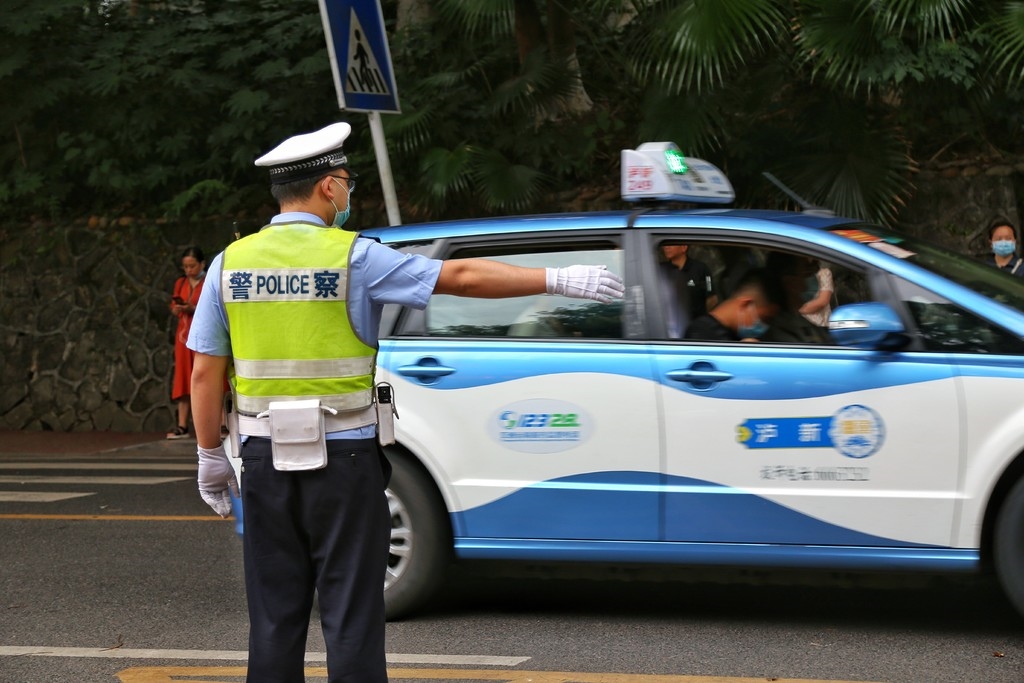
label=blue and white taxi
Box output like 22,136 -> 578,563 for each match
371,144 -> 1024,619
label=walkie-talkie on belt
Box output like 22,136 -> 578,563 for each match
375,383 -> 397,446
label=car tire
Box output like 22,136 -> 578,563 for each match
994,475 -> 1024,618
384,450 -> 452,620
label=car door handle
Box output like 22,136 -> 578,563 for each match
667,369 -> 733,382
666,363 -> 733,389
396,358 -> 455,383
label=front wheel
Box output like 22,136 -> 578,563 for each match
994,475 -> 1024,618
384,451 -> 452,620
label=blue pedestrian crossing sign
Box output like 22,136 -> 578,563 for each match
318,0 -> 401,114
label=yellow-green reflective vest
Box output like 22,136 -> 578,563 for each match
221,222 -> 376,418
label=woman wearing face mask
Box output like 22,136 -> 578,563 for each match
986,217 -> 1024,276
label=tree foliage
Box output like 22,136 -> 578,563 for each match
1,0 -> 343,221
624,0 -> 1024,222
384,0 -> 634,218
4,0 -> 1024,227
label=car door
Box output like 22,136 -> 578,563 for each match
884,271 -> 1024,549
643,233 -> 961,551
377,232 -> 663,544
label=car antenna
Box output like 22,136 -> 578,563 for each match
627,206 -> 655,229
762,171 -> 834,217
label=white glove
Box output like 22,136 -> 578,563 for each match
197,444 -> 239,518
545,265 -> 625,303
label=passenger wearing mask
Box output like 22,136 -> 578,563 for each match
684,268 -> 783,342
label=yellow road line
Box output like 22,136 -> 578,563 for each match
116,666 -> 883,683
0,514 -> 232,521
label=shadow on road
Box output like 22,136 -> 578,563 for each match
416,563 -> 1022,635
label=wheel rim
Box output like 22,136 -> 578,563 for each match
385,487 -> 413,590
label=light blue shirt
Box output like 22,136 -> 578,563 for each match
187,211 -> 443,438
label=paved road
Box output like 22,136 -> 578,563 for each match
0,431 -> 1021,682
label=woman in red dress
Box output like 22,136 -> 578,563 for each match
167,246 -> 206,439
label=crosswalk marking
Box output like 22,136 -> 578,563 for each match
0,514 -> 228,521
0,475 -> 189,485
0,491 -> 94,502
0,463 -> 195,471
0,455 -> 194,508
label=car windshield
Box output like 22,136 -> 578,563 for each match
830,224 -> 1024,311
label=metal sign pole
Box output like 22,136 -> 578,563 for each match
368,111 -> 401,226
318,0 -> 403,226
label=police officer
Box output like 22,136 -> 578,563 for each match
187,122 -> 624,683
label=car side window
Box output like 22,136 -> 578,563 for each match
422,244 -> 625,339
649,238 -> 870,345
890,277 -> 1024,354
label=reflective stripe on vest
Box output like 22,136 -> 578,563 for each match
222,222 -> 377,418
232,357 -> 374,380
233,389 -> 374,416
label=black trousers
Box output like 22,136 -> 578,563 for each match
239,437 -> 391,683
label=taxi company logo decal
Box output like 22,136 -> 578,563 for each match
489,399 -> 592,454
736,404 -> 885,459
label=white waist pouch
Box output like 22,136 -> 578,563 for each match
258,399 -> 336,471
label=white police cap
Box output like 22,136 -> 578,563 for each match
255,122 -> 352,185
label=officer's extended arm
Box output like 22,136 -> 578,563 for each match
434,260 -> 624,303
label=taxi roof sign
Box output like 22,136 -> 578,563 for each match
621,142 -> 735,204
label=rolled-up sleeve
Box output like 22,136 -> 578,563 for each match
186,253 -> 232,356
355,239 -> 442,310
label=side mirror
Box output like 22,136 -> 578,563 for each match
829,302 -> 910,350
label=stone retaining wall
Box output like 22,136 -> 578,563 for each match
0,219 -> 235,432
900,160 -> 1024,256
1,167 -> 1022,432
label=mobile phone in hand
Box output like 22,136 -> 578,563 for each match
172,296 -> 186,304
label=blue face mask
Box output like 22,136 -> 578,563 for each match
993,240 -> 1016,257
330,178 -> 353,227
738,305 -> 769,339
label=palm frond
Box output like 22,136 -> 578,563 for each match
629,0 -> 788,94
470,147 -> 548,213
781,104 -> 917,224
383,105 -> 435,157
985,1 -> 1024,86
636,89 -> 725,156
797,0 -> 882,92
486,47 -> 581,118
419,145 -> 475,202
434,0 -> 513,38
880,0 -> 971,39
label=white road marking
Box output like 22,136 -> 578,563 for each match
0,647 -> 529,666
0,491 -> 95,502
0,463 -> 195,471
0,476 -> 189,485
0,461 -> 191,503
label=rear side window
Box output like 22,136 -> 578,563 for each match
645,237 -> 871,345
421,242 -> 624,339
